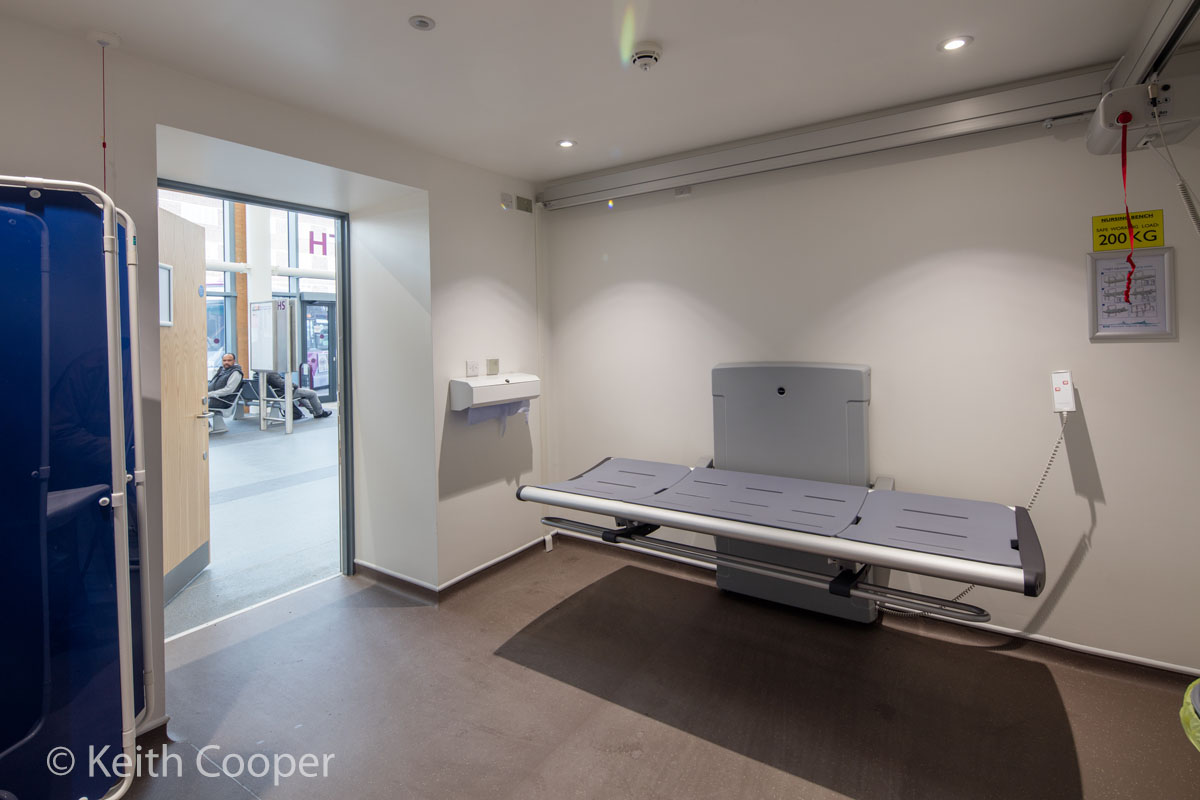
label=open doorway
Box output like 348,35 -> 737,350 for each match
157,184 -> 350,637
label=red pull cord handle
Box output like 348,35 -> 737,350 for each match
1118,111 -> 1136,304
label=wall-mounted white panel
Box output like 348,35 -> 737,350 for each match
449,373 -> 540,410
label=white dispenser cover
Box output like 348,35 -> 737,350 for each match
449,373 -> 540,411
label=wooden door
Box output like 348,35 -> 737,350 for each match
158,209 -> 210,596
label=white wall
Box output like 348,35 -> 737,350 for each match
1,12 -> 542,631
352,191 -> 441,584
432,186 -> 543,584
541,120 -> 1200,671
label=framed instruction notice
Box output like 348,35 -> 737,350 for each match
1087,246 -> 1175,341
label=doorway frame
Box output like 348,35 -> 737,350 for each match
157,178 -> 356,575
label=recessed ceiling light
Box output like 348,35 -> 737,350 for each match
557,139 -> 577,148
409,15 -> 436,31
938,36 -> 973,52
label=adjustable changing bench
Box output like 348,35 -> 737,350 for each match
517,363 -> 1046,623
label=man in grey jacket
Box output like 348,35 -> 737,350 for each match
207,352 -> 244,410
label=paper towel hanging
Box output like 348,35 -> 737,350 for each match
466,398 -> 530,432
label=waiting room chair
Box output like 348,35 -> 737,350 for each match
209,382 -> 248,434
243,373 -> 299,425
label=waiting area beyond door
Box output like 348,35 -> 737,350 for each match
164,405 -> 341,638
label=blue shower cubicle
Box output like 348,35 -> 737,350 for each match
0,181 -> 147,800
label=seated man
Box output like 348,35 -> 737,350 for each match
207,352 -> 244,411
264,371 -> 332,419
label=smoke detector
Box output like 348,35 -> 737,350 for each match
631,41 -> 662,71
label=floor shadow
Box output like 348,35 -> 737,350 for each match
497,566 -> 1083,800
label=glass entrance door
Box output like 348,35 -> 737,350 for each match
301,297 -> 337,403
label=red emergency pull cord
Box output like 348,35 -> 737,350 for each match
1118,113 -> 1136,304
101,44 -> 107,192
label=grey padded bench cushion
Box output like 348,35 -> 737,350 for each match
844,490 -> 1021,568
542,458 -> 693,501
639,467 -> 867,536
540,458 -> 1023,568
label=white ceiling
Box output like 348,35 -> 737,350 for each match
0,0 -> 1183,183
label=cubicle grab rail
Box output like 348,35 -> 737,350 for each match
518,484 -> 1036,596
114,207 -> 163,734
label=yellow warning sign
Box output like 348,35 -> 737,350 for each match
1092,209 -> 1163,251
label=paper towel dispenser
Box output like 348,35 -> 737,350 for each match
449,373 -> 540,411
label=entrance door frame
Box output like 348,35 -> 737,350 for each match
157,179 -> 356,575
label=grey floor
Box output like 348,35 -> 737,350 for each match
163,404 -> 341,638
131,539 -> 1198,800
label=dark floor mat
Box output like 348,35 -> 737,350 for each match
496,565 -> 1082,800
